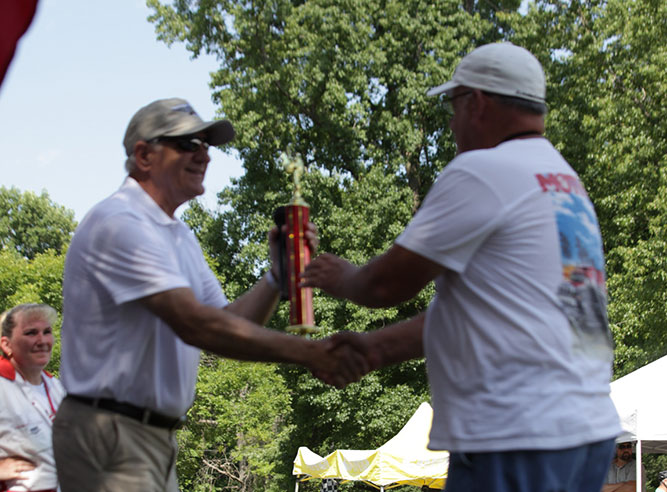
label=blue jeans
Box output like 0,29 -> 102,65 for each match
444,438 -> 616,492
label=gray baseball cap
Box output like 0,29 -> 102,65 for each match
427,42 -> 546,103
123,98 -> 235,156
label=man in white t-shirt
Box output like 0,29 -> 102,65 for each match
52,98 -> 365,492
302,43 -> 621,492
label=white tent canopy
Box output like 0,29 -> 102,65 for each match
610,354 -> 667,453
610,354 -> 667,492
293,402 -> 448,491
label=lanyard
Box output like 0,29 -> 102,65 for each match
19,373 -> 57,422
41,375 -> 57,418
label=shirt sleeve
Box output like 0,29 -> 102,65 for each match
84,212 -> 192,305
396,166 -> 503,273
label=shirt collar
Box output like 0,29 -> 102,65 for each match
121,176 -> 183,227
0,356 -> 16,381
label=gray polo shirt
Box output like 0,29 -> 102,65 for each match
606,459 -> 637,484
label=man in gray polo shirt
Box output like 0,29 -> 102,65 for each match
603,442 -> 644,492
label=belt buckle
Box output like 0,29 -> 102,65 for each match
141,408 -> 152,425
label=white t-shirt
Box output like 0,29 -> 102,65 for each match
396,138 -> 621,452
61,177 -> 227,417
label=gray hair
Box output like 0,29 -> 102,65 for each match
124,140 -> 161,174
1,303 -> 58,340
125,154 -> 137,173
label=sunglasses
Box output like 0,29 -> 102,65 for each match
151,136 -> 210,153
617,443 -> 632,449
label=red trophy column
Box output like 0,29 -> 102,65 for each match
285,204 -> 315,333
277,153 -> 318,335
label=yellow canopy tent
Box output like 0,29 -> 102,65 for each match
293,402 -> 448,491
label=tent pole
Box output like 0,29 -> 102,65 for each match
636,440 -> 642,492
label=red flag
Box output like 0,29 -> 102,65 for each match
0,0 -> 39,87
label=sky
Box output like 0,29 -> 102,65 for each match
0,0 -> 244,221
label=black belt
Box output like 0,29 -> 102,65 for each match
67,394 -> 185,430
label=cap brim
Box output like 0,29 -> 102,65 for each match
205,120 -> 236,145
426,80 -> 458,97
165,119 -> 236,146
201,120 -> 236,146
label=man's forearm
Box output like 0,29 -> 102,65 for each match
367,313 -> 426,368
142,287 -> 372,385
601,482 -> 636,492
342,255 -> 405,308
224,273 -> 280,325
317,313 -> 426,388
303,246 -> 443,309
142,287 -> 322,367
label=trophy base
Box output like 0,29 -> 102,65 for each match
286,324 -> 320,336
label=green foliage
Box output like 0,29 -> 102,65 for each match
148,0 -> 667,489
0,249 -> 65,375
148,2 -> 480,488
0,186 -> 72,374
644,454 -> 667,491
177,356 -> 293,491
504,0 -> 667,376
0,186 -> 76,260
148,0 -> 494,205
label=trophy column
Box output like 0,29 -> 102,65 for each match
275,153 -> 319,335
285,204 -> 315,332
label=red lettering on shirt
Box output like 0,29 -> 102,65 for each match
536,173 -> 588,197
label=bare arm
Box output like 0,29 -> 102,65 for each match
225,222 -> 318,323
316,313 -> 425,387
601,482 -> 636,492
223,273 -> 280,325
364,312 -> 425,367
302,245 -> 444,308
140,287 -> 366,383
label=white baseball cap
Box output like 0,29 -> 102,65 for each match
427,42 -> 546,103
123,98 -> 235,156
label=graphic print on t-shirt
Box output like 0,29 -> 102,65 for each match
536,172 -> 613,359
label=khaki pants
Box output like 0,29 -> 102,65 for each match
52,397 -> 179,492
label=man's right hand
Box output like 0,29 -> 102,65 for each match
308,333 -> 376,388
311,313 -> 427,389
300,253 -> 358,300
312,331 -> 383,388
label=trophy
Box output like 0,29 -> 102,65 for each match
273,153 -> 319,335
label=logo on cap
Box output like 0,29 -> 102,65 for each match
171,103 -> 198,117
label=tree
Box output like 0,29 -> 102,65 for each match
0,186 -> 76,259
177,356 -> 293,492
501,0 -> 667,376
148,0 -> 666,488
147,1 -> 495,488
0,187 -> 73,374
0,248 -> 66,374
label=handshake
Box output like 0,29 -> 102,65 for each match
307,330 -> 382,389
297,252 -> 425,389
